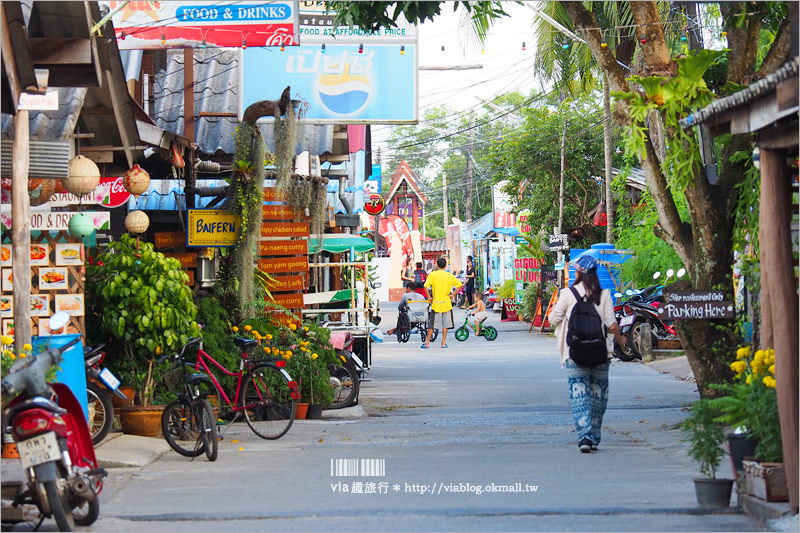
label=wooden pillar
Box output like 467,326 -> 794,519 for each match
11,110 -> 31,345
392,197 -> 398,218
183,48 -> 194,143
412,197 -> 419,231
759,147 -> 798,512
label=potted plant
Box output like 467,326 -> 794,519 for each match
682,399 -> 734,508
86,234 -> 200,437
710,346 -> 785,501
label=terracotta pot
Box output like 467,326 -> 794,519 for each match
119,405 -> 165,438
307,404 -> 324,419
295,403 -> 309,420
112,386 -> 135,408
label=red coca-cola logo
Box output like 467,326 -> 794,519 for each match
100,177 -> 131,209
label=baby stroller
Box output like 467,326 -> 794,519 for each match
397,299 -> 439,343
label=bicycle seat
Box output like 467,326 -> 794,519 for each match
186,373 -> 211,385
234,338 -> 258,349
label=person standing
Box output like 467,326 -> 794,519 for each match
413,262 -> 429,299
463,256 -> 476,308
422,256 -> 462,349
400,257 -> 415,287
548,255 -> 627,453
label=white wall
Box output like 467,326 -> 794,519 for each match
370,256 -> 391,302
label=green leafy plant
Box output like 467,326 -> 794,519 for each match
195,297 -> 239,393
519,281 -> 539,321
682,399 -> 728,478
496,279 -> 516,300
86,234 -> 200,406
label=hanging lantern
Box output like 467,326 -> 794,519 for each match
68,213 -> 96,239
593,203 -> 608,227
123,164 -> 150,198
125,210 -> 150,234
64,155 -> 100,196
1,178 -> 11,191
53,179 -> 66,194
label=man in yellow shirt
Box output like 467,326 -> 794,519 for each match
422,256 -> 462,348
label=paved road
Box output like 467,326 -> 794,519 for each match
18,312 -> 767,531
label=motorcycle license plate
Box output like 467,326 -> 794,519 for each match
99,367 -> 121,390
18,432 -> 61,470
619,315 -> 635,327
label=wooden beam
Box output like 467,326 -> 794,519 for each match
319,154 -> 350,163
184,48 -> 194,143
79,107 -> 114,115
29,38 -> 92,65
104,69 -> 135,167
11,110 -> 31,345
197,111 -> 237,118
758,123 -> 800,150
80,145 -> 149,151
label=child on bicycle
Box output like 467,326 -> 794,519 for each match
466,298 -> 487,336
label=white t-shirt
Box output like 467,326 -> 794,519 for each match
549,282 -> 617,366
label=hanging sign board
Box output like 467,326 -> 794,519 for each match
258,239 -> 308,257
155,232 -> 187,249
187,209 -> 241,247
257,257 -> 309,274
364,193 -> 386,216
0,211 -> 109,232
262,205 -> 307,220
549,234 -> 569,251
270,293 -> 304,310
18,90 -> 59,111
659,291 -> 734,320
266,274 -> 306,293
263,188 -> 286,203
260,222 -> 309,238
107,1 -> 300,49
163,253 -> 197,269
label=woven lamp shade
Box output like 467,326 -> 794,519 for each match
64,155 -> 100,196
125,210 -> 149,234
123,164 -> 150,198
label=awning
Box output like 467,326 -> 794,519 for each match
492,227 -> 520,236
308,234 -> 375,254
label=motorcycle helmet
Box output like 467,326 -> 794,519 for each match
573,255 -> 599,273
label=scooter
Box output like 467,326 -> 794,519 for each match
1,312 -> 106,531
84,343 -> 127,445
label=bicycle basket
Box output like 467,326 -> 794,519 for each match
406,300 -> 429,323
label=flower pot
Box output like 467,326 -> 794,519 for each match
693,478 -> 734,508
119,405 -> 165,438
295,403 -> 309,420
742,461 -> 788,502
112,386 -> 135,408
307,404 -> 324,419
727,433 -> 757,475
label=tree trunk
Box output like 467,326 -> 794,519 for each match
603,76 -> 613,243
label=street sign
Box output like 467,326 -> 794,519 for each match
548,234 -> 569,251
660,291 -> 734,320
364,193 -> 386,216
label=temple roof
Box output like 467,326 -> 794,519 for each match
386,159 -> 427,205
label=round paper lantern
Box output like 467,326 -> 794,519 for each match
123,164 -> 150,198
64,155 -> 100,196
125,210 -> 149,234
68,213 -> 96,239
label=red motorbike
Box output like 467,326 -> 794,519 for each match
1,313 -> 106,531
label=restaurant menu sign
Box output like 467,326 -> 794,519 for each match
0,211 -> 110,232
548,234 -> 569,252
187,209 -> 241,247
659,291 -> 735,320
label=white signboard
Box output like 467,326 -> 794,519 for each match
0,211 -> 110,232
18,90 -> 59,111
492,181 -> 514,213
299,4 -> 416,43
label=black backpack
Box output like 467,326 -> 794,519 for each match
566,287 -> 608,367
414,269 -> 427,288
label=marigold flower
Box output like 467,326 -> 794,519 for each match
730,360 -> 747,374
746,375 -> 752,385
768,364 -> 775,375
9,353 -> 15,360
1,336 -> 11,345
304,327 -> 309,332
19,353 -> 26,359
22,343 -> 32,351
232,326 -> 239,333
763,376 -> 776,388
311,353 -> 318,360
155,346 -> 162,355
266,334 -> 273,341
289,323 -> 297,331
244,325 -> 252,332
754,350 -> 765,363
263,347 -> 270,354
283,354 -> 291,360
285,350 -> 293,357
737,347 -> 751,360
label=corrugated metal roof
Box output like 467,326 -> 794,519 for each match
680,57 -> 799,129
612,166 -> 647,191
129,178 -> 226,211
150,49 -> 335,157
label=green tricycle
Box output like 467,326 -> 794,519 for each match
454,311 -> 498,342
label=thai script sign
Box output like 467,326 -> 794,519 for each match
242,43 -> 418,123
0,211 -> 109,232
258,239 -> 308,256
257,257 -> 309,273
260,222 -> 310,238
106,1 -> 300,49
549,234 -> 569,251
187,209 -> 241,246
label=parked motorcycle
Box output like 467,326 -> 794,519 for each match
84,343 -> 127,445
1,312 -> 106,531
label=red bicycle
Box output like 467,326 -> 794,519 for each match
162,337 -> 300,451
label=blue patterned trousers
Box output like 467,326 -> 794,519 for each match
566,359 -> 610,445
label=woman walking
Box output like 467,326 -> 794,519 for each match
464,256 -> 475,307
548,255 -> 627,453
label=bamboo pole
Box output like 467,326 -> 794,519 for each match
11,110 -> 31,345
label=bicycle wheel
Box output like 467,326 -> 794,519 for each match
161,399 -> 204,457
326,363 -> 359,409
87,381 -> 113,446
241,363 -> 296,440
482,326 -> 498,341
197,399 -> 218,461
454,327 -> 469,341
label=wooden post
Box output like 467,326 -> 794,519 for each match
640,323 -> 653,362
183,48 -> 194,143
759,147 -> 798,512
11,110 -> 31,345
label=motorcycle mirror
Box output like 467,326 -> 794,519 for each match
677,268 -> 686,278
653,271 -> 661,280
625,290 -> 634,296
614,292 -> 623,298
373,282 -> 382,289
666,268 -> 675,278
49,311 -> 70,332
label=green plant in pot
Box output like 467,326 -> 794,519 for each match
86,234 -> 200,435
682,399 -> 734,508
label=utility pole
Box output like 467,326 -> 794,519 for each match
557,110 -> 568,265
603,76 -> 614,243
442,170 -> 448,236
454,197 -> 459,221
465,109 -> 475,222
